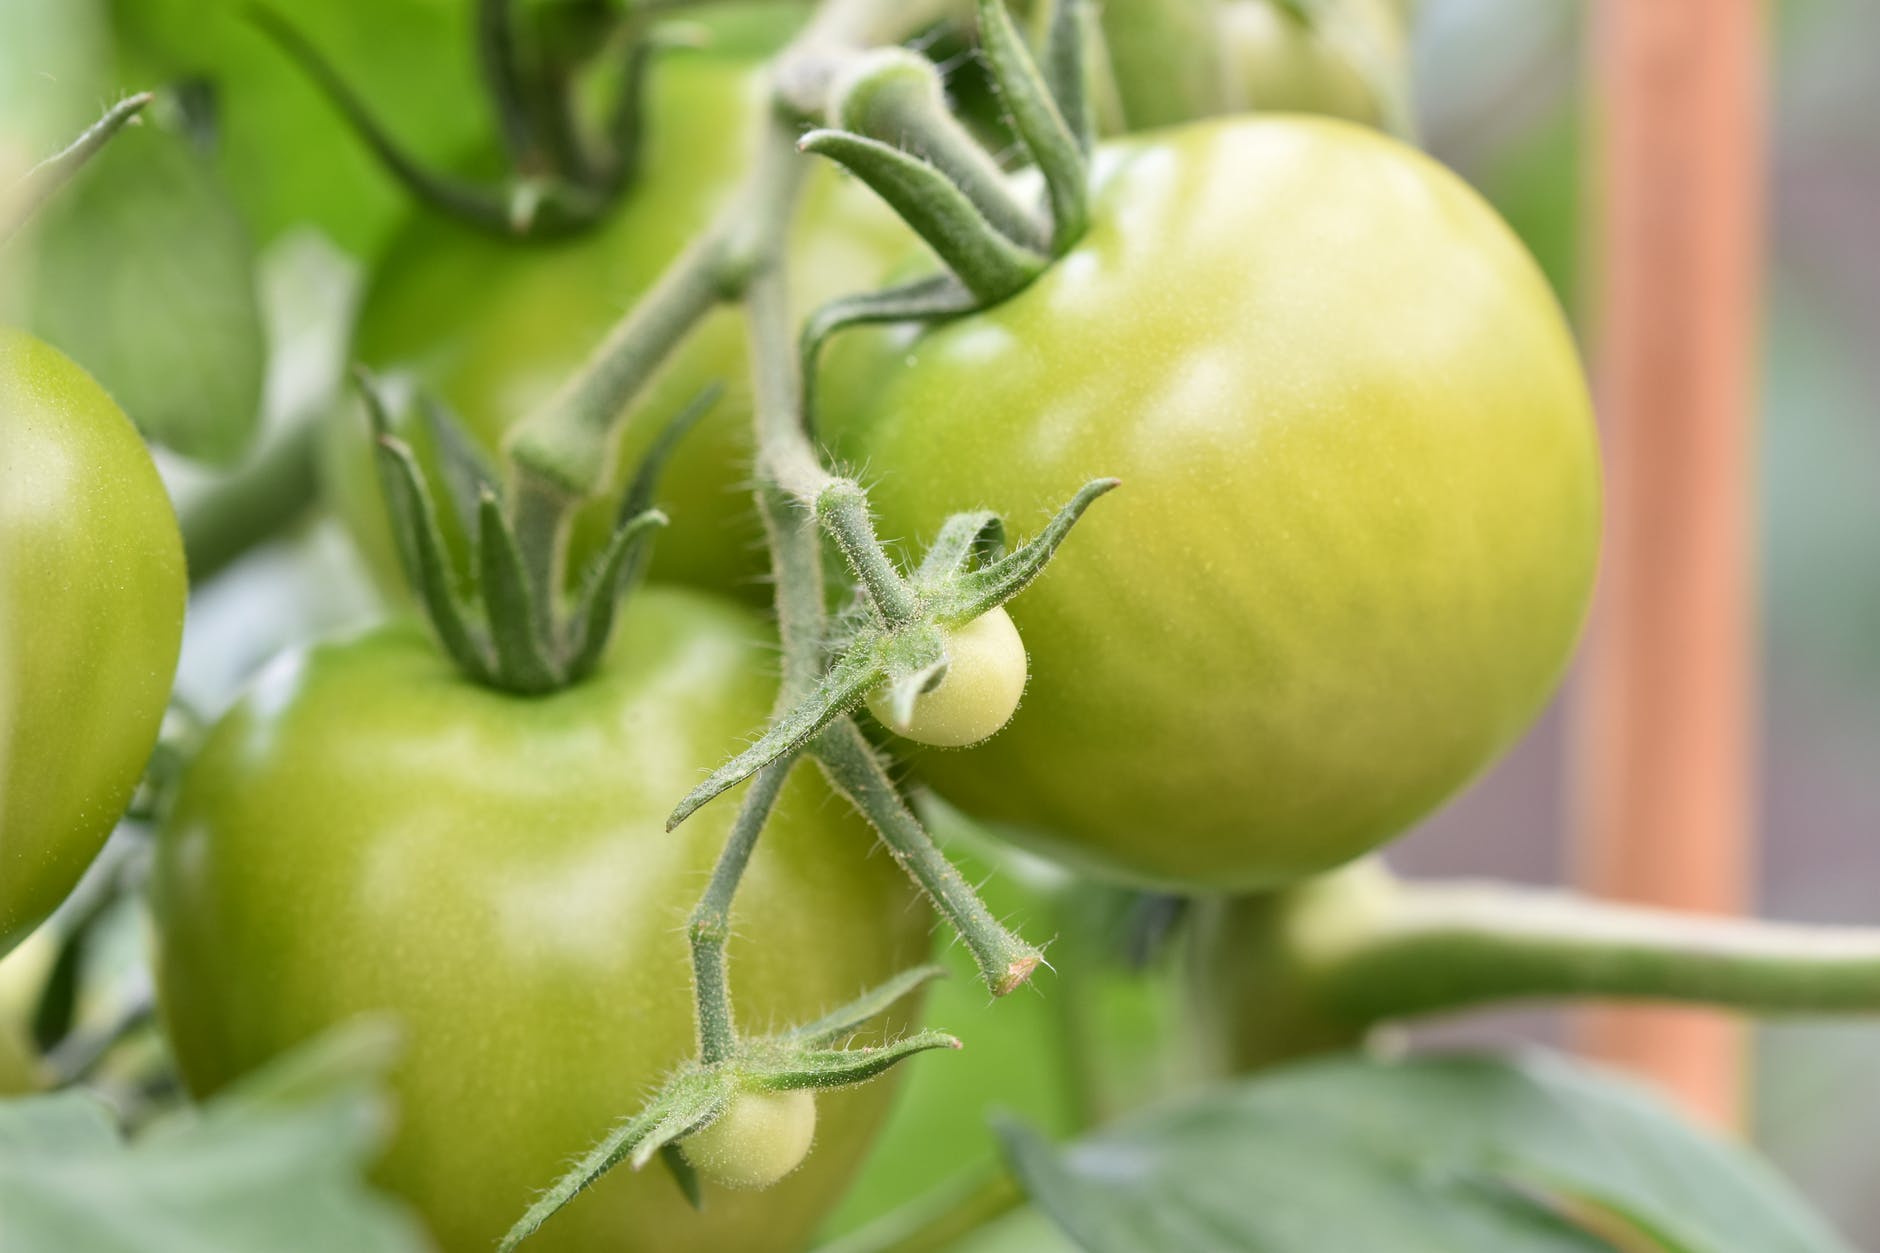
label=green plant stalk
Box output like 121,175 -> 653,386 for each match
1316,881 -> 1880,1021
652,0 -> 1035,1069
500,0 -> 950,601
1198,861 -> 1880,1071
177,416 -> 323,584
687,757 -> 794,1066
743,245 -> 1043,994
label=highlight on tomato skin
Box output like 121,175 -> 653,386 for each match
824,113 -> 1602,893
149,589 -> 932,1253
10,4 -> 1871,1253
0,328 -> 186,958
866,607 -> 1030,749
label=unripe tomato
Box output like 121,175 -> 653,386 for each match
324,52 -> 906,601
865,608 -> 1029,748
825,117 -> 1600,890
683,1088 -> 818,1191
151,588 -> 931,1253
1,328 -> 185,953
1216,0 -> 1408,127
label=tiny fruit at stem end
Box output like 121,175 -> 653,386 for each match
866,607 -> 1028,747
682,1089 -> 818,1191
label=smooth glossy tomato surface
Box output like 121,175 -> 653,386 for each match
824,117 -> 1601,890
151,587 -> 931,1253
0,328 -> 185,953
326,52 -> 906,601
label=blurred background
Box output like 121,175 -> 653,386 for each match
4,0 -> 1876,1246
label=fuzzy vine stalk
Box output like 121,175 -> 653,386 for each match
494,2 -> 1122,1244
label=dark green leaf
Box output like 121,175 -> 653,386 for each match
998,1051 -> 1852,1253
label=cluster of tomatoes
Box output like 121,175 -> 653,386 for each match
2,5 -> 1599,1250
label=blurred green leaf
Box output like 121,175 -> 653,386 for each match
997,1051 -> 1853,1253
105,0 -> 475,258
5,117 -> 265,465
0,1022 -> 426,1253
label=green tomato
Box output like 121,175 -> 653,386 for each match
865,608 -> 1029,748
150,588 -> 932,1253
1216,0 -> 1408,127
1,328 -> 184,954
326,52 -> 907,602
682,1089 -> 818,1192
824,117 -> 1600,891
1095,0 -> 1408,132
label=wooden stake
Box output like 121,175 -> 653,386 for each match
1572,0 -> 1767,1128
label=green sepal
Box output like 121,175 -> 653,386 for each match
358,373 -> 705,694
975,0 -> 1089,251
915,510 -> 1006,584
618,383 -> 721,527
475,491 -> 563,694
747,1031 -> 963,1090
832,48 -> 1049,254
1,93 -> 152,245
496,1069 -> 733,1252
877,626 -> 950,730
497,968 -> 947,1251
786,965 -> 950,1046
595,27 -> 684,193
798,130 -> 1047,304
418,391 -> 502,544
942,478 -> 1119,619
667,643 -> 886,830
359,373 -> 496,682
658,1142 -> 704,1212
1043,0 -> 1098,154
669,479 -> 1118,830
564,507 -> 668,682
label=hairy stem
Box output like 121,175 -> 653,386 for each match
815,720 -> 1042,996
689,758 -> 794,1065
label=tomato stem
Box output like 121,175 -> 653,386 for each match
689,758 -> 795,1065
1194,861 -> 1880,1072
815,721 -> 1045,996
818,481 -> 921,624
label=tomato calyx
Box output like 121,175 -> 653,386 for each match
666,476 -> 1119,830
250,2 -> 687,238
498,964 -> 955,1250
357,370 -> 715,695
799,0 -> 1092,310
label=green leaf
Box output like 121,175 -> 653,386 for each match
0,1024 -> 426,1253
997,1051 -> 1853,1253
108,0 -> 479,256
5,120 -> 264,465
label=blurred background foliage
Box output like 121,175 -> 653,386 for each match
2,0 -> 1877,1247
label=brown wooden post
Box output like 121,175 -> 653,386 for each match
1572,0 -> 1767,1127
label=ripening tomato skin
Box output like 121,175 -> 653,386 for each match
151,588 -> 931,1253
0,328 -> 185,953
326,53 -> 906,602
825,117 -> 1601,890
